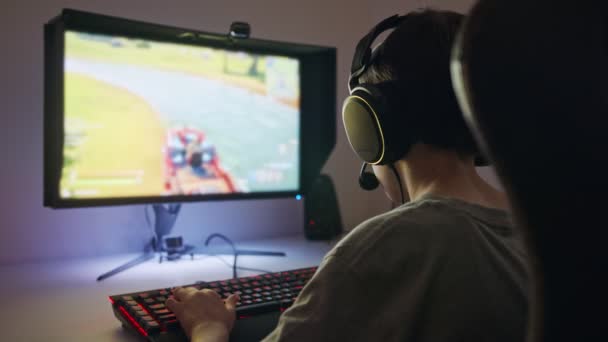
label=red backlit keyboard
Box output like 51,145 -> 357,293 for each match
109,266 -> 317,342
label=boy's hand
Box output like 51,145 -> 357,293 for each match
166,287 -> 239,342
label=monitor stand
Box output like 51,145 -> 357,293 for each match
96,203 -> 286,282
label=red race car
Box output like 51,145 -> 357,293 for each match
163,127 -> 236,195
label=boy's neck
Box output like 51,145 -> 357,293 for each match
396,144 -> 509,210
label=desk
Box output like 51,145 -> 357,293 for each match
0,234 -> 334,342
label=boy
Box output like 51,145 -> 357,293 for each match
167,9 -> 529,342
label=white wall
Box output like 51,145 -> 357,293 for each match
368,0 -> 476,22
0,0 -> 500,265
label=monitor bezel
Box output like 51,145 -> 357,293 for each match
44,9 -> 336,208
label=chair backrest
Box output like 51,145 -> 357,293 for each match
451,0 -> 608,340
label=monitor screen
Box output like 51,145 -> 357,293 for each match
44,9 -> 336,208
62,31 -> 300,199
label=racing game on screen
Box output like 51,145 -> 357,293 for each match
61,31 -> 300,199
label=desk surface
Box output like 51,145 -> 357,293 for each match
0,234 -> 334,342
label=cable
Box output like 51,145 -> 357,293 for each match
212,254 -> 273,275
389,164 -> 405,204
205,233 -> 238,278
204,233 -> 276,278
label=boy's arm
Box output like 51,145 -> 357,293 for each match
191,322 -> 231,342
262,254 -> 361,342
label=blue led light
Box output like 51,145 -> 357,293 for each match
295,194 -> 302,200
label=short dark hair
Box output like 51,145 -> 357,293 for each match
361,9 -> 479,159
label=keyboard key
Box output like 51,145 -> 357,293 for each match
143,321 -> 161,334
154,309 -> 171,315
134,310 -> 149,318
129,305 -> 144,314
148,303 -> 165,310
144,298 -> 155,304
158,313 -> 177,321
281,298 -> 295,305
139,315 -> 155,323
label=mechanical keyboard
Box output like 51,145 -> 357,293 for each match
109,266 -> 317,342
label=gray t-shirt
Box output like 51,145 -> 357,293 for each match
263,195 -> 529,342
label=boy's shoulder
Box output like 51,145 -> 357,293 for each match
326,197 -> 505,274
346,197 -> 470,245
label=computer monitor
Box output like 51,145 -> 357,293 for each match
44,9 -> 336,208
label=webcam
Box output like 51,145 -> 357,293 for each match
229,21 -> 251,39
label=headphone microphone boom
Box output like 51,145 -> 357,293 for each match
358,162 -> 379,190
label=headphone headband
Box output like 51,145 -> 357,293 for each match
349,14 -> 408,91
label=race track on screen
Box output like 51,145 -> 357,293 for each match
62,32 -> 300,198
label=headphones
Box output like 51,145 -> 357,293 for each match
342,14 -> 411,192
343,14 -> 489,193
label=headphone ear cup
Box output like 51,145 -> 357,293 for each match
343,82 -> 412,166
359,170 -> 380,191
342,86 -> 386,165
